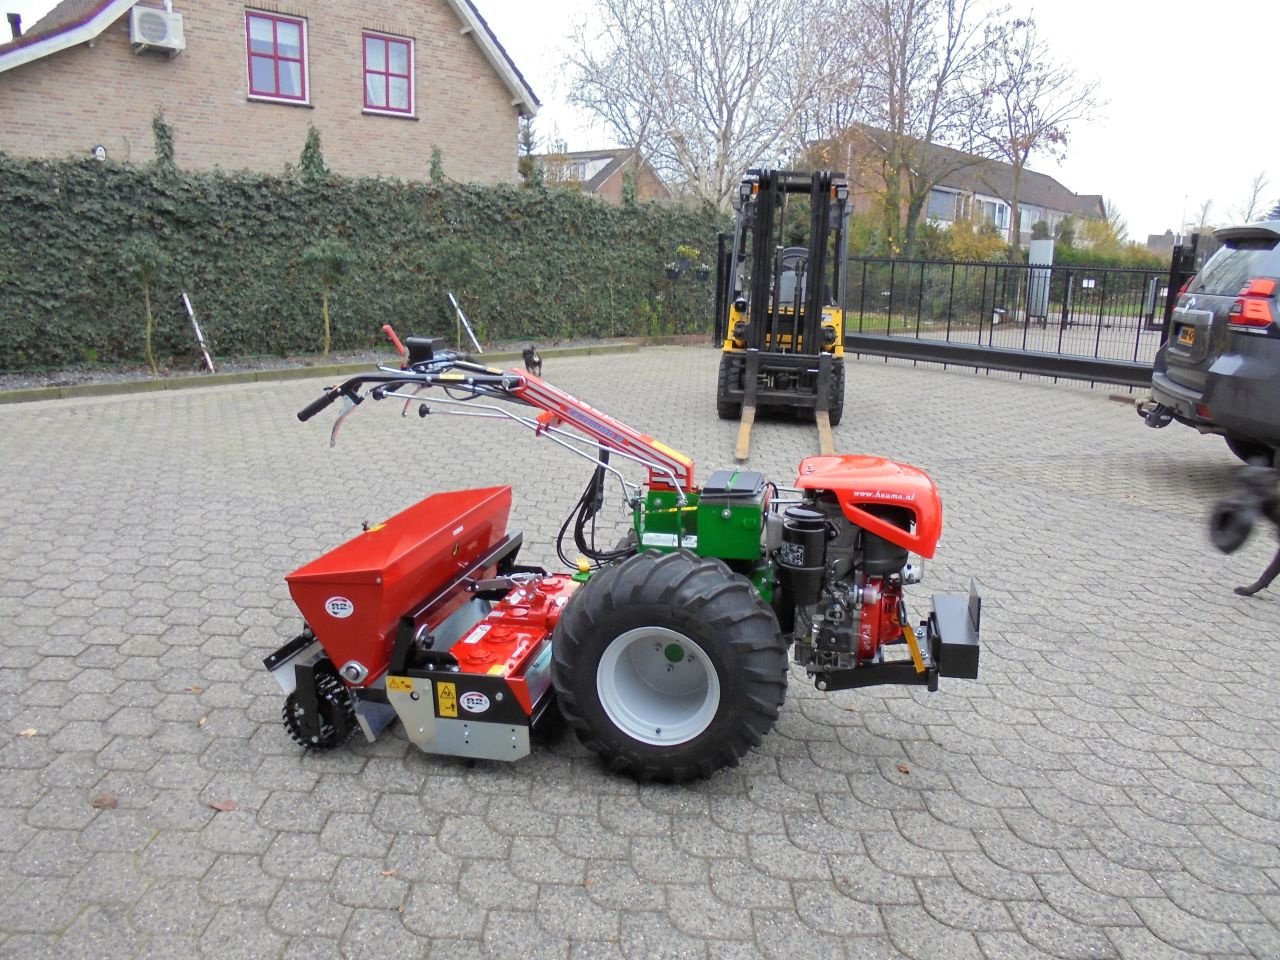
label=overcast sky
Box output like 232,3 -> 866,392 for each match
8,0 -> 1278,240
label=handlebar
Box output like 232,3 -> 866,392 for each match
295,356 -> 520,422
297,386 -> 347,422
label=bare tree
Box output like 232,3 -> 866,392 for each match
1236,170 -> 1272,222
1104,199 -> 1128,243
568,0 -> 854,208
974,16 -> 1101,255
850,0 -> 1000,256
1194,198 -> 1215,232
517,116 -> 542,186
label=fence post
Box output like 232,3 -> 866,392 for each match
1160,234 -> 1199,346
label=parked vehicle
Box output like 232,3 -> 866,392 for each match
1139,221 -> 1280,465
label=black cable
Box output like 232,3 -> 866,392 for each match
555,450 -> 636,569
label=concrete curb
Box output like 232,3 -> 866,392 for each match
0,340 -> 674,406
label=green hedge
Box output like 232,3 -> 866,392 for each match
0,154 -> 721,372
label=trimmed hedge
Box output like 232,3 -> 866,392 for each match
0,154 -> 721,372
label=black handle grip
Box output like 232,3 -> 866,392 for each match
297,387 -> 343,422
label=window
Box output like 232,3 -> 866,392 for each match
246,12 -> 307,102
976,198 -> 1009,230
927,189 -> 962,222
363,32 -> 413,115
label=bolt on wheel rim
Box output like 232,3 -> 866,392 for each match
596,626 -> 719,746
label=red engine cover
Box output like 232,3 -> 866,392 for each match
794,455 -> 942,558
286,486 -> 513,685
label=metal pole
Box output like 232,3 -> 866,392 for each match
181,292 -> 215,373
447,292 -> 483,354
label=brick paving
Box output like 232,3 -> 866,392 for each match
1,345 -> 1278,959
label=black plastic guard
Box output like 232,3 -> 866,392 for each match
931,579 -> 981,680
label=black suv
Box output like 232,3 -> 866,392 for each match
1139,221 -> 1280,465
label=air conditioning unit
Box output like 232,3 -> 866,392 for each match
130,6 -> 185,56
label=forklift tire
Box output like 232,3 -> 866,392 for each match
716,355 -> 740,420
551,550 -> 788,782
827,361 -> 845,427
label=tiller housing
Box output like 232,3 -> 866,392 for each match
267,337 -> 981,780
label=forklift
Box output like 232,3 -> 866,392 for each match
714,169 -> 850,461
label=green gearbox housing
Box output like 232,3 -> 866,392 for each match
636,469 -> 769,564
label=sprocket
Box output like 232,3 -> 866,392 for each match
282,667 -> 357,750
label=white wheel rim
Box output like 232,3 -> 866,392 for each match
596,626 -> 720,746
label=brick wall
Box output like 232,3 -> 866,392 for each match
0,0 -> 521,183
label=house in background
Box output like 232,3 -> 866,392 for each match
832,127 -> 1105,248
0,0 -> 538,183
534,148 -> 671,204
920,141 -> 1106,247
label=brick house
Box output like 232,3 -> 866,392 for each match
825,126 -> 1104,248
534,148 -> 671,204
0,0 -> 539,183
917,141 -> 1105,248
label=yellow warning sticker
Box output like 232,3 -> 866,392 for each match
386,676 -> 413,693
437,681 -> 458,718
487,664 -> 507,676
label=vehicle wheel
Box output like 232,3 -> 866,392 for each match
551,551 -> 788,782
282,667 -> 356,750
827,360 -> 845,427
1224,434 -> 1277,466
716,354 -> 740,420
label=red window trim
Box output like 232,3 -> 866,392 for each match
362,31 -> 414,116
246,11 -> 308,104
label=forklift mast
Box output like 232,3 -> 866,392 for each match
718,169 -> 850,354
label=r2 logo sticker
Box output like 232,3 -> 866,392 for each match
325,597 -> 355,619
459,691 -> 490,714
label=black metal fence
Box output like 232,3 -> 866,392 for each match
841,255 -> 1187,386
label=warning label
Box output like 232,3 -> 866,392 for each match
436,681 -> 458,718
386,676 -> 413,693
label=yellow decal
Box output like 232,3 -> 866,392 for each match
650,439 -> 692,467
487,664 -> 507,676
903,624 -> 926,675
437,681 -> 458,718
386,676 -> 413,693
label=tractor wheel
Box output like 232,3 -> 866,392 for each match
282,667 -> 357,750
716,354 -> 740,420
551,550 -> 788,782
827,360 -> 845,427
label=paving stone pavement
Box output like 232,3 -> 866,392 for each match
2,345 -> 1279,960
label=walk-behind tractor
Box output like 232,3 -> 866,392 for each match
267,337 -> 981,781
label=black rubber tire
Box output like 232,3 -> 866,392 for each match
1224,434 -> 1277,466
827,360 -> 845,427
551,550 -> 788,782
716,354 -> 740,420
